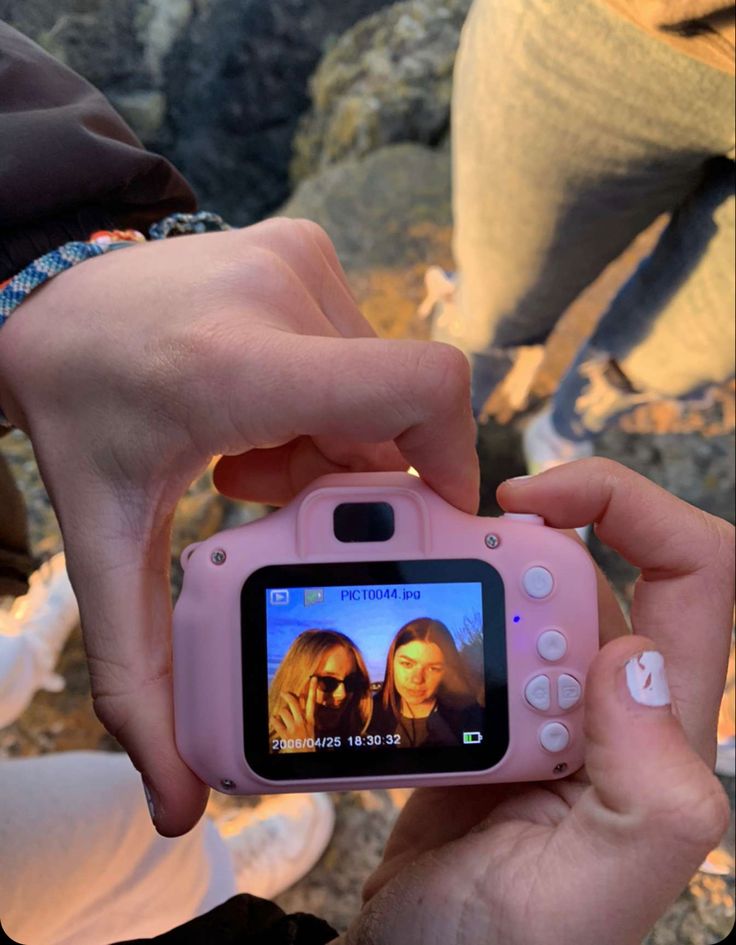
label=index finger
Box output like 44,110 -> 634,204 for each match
281,691 -> 306,724
306,675 -> 318,724
219,333 -> 480,514
498,458 -> 731,578
498,457 -> 735,763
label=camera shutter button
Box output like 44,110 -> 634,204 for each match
522,566 -> 554,599
503,513 -> 544,525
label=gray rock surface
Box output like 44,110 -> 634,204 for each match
0,0 -> 395,219
0,0 -> 146,92
162,0 -> 397,223
109,89 -> 168,143
282,142 -> 454,339
292,0 -> 472,182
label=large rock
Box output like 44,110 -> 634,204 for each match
0,0 -> 395,222
0,0 -> 195,147
292,0 -> 472,182
0,1 -> 193,105
282,142 -> 453,339
161,0 -> 395,223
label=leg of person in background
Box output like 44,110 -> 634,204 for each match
465,150 -> 736,861
0,744 -> 334,945
524,160 -> 736,780
0,751 -> 234,945
0,450 -> 335,945
534,157 -> 735,470
447,0 -> 735,418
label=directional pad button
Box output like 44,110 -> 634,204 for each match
525,675 -> 551,711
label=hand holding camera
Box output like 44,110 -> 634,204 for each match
342,461 -> 733,945
0,218 -> 479,836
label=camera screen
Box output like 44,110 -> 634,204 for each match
241,559 -> 508,781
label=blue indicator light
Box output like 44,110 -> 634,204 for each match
513,615 -> 521,623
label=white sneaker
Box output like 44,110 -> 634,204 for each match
418,267 -> 472,354
522,407 -> 594,475
523,407 -> 594,541
216,792 -> 335,899
3,552 -> 79,689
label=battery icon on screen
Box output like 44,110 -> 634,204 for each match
463,731 -> 483,744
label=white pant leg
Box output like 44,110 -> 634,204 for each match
0,752 -> 236,945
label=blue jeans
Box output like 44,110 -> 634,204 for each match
452,0 -> 735,437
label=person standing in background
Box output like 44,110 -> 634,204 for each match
426,0 -> 734,474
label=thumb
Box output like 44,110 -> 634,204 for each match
560,635 -> 729,943
61,491 -> 209,837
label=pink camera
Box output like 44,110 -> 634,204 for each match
173,472 -> 598,795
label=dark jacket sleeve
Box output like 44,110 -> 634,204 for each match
0,895 -> 339,945
0,22 -> 196,283
119,894 -> 339,945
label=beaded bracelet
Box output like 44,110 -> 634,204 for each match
0,211 -> 230,429
0,230 -> 144,327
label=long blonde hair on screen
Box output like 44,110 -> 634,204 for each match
268,629 -> 372,737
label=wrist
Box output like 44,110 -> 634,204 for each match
0,211 -> 230,430
0,230 -> 146,430
0,231 -> 145,327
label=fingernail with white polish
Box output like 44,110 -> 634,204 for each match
625,651 -> 671,707
507,474 -> 534,482
142,779 -> 157,823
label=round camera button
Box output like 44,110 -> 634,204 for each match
537,629 -> 568,662
525,675 -> 551,711
522,566 -> 554,599
539,721 -> 570,753
557,674 -> 582,710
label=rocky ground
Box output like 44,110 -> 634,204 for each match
1,1 -> 734,942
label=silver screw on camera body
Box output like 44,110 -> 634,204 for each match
220,778 -> 236,790
553,763 -> 568,774
484,533 -> 500,549
210,549 -> 227,566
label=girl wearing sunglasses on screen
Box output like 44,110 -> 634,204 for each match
268,629 -> 372,752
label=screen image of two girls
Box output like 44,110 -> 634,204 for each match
266,581 -> 485,753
